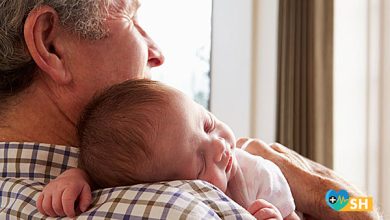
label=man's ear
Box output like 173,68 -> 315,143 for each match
24,5 -> 72,85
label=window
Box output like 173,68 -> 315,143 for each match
138,0 -> 279,139
138,0 -> 212,108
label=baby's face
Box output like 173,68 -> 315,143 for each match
148,88 -> 237,192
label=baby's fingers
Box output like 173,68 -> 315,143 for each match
249,200 -> 282,220
78,185 -> 92,212
248,199 -> 274,214
62,188 -> 78,217
252,207 -> 281,220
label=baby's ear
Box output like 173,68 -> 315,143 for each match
24,5 -> 71,85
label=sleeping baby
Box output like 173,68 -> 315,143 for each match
37,79 -> 300,220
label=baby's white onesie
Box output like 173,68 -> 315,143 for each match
228,149 -> 296,218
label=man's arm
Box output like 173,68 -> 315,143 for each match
237,138 -> 381,220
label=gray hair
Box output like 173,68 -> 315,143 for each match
0,0 -> 115,97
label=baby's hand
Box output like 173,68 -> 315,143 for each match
248,199 -> 283,220
37,168 -> 92,217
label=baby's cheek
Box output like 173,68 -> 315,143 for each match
202,173 -> 228,192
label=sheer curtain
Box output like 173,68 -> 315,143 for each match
276,0 -> 333,167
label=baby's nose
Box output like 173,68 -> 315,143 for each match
212,137 -> 229,162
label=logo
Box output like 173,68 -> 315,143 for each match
325,189 -> 373,212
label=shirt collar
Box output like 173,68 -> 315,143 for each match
0,142 -> 79,183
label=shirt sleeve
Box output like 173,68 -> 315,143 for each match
254,157 -> 296,218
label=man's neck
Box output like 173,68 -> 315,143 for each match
0,84 -> 79,147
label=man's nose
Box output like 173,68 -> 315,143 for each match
147,38 -> 165,67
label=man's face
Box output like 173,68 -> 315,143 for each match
62,0 -> 164,106
143,88 -> 237,192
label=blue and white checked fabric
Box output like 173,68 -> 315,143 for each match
0,142 -> 254,219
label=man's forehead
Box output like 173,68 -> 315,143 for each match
121,0 -> 141,16
110,0 -> 140,17
133,0 -> 141,7
128,0 -> 141,10
112,0 -> 140,11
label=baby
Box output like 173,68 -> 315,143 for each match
37,79 -> 299,220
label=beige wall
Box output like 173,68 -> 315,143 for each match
211,0 -> 279,142
250,0 -> 279,143
380,0 -> 390,215
334,0 -> 389,215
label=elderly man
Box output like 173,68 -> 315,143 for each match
0,1 -> 253,219
0,0 -> 163,145
0,0 -> 381,219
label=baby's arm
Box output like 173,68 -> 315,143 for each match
36,168 -> 92,217
248,199 -> 300,220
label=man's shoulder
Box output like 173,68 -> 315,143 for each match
1,142 -> 254,219
0,142 -> 79,183
0,178 -> 254,219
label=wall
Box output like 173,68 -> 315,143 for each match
210,0 -> 252,138
380,0 -> 390,216
211,0 -> 279,143
333,0 -> 368,192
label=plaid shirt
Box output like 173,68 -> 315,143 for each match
0,142 -> 254,219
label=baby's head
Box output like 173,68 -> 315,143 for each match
78,79 -> 237,192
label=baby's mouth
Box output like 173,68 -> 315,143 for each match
222,139 -> 234,173
225,155 -> 233,173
